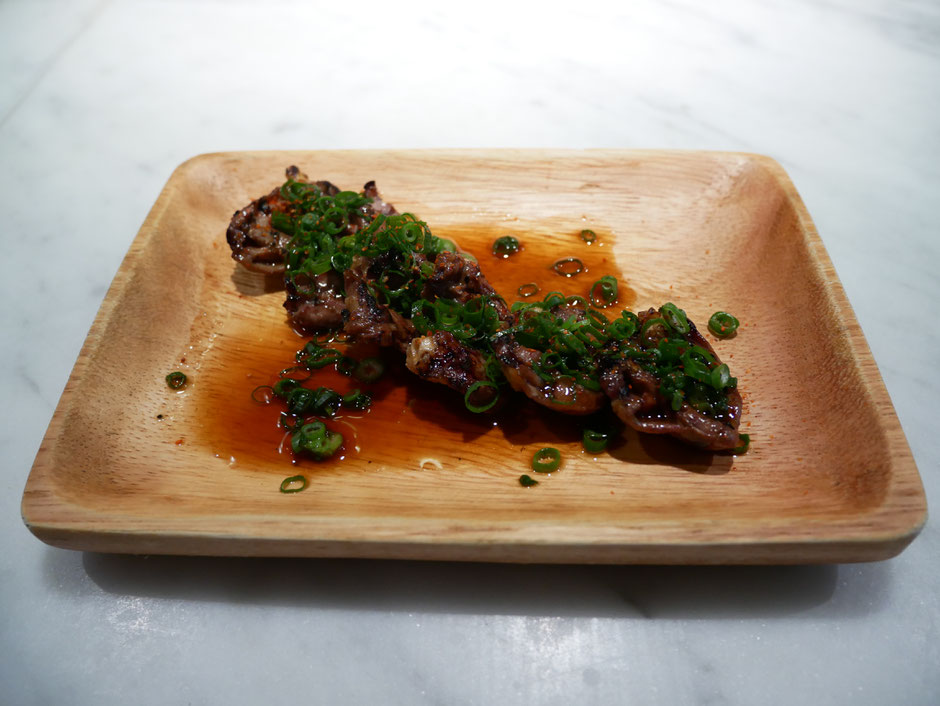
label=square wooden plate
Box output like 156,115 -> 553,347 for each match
21,150 -> 926,563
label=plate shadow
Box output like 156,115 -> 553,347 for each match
40,550 -> 894,621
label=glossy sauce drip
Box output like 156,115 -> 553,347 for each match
192,224 -> 638,474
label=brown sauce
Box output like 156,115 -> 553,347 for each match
191,224 -> 642,476
440,223 -> 636,311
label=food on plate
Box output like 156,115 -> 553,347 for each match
531,447 -> 562,473
225,167 -> 746,465
708,310 -> 740,338
165,371 -> 187,389
279,475 -> 307,493
597,306 -> 742,451
226,166 -> 397,331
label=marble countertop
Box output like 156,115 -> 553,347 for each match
2,1 -> 937,704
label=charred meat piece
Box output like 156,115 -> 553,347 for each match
226,166 -> 338,275
492,301 -> 606,415
284,271 -> 347,331
598,308 -> 743,451
339,224 -> 507,405
342,254 -> 416,347
421,250 -> 512,324
404,330 -> 500,410
363,180 -> 398,218
226,167 -> 399,332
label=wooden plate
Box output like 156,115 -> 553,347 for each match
21,150 -> 926,563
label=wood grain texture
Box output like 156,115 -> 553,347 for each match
21,150 -> 926,563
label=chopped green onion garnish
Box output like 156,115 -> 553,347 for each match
297,342 -> 343,369
552,257 -> 584,277
580,229 -> 597,244
519,474 -> 540,487
492,235 -> 521,257
709,363 -> 735,390
640,316 -> 668,338
285,386 -> 315,415
336,356 -> 357,376
464,381 -> 499,413
708,311 -> 740,338
660,303 -> 690,334
566,294 -> 589,307
517,282 -> 539,297
250,385 -> 274,404
531,447 -> 561,473
607,316 -> 636,339
165,371 -> 187,389
273,377 -> 302,397
542,290 -> 566,308
279,475 -> 308,493
680,353 -> 712,384
589,275 -> 618,308
270,211 -> 294,234
582,428 -> 610,453
342,389 -> 373,411
353,357 -> 385,383
732,433 -> 750,454
291,421 -> 343,460
311,387 -> 343,417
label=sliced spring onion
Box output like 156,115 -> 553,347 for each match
582,428 -> 610,453
250,385 -> 275,404
270,211 -> 294,234
336,356 -> 357,376
279,475 -> 308,493
552,257 -> 585,277
660,303 -> 690,334
311,387 -> 343,417
278,365 -> 313,382
342,389 -> 372,411
519,474 -> 540,487
589,276 -> 618,308
580,229 -> 597,243
353,357 -> 385,383
607,317 -> 636,339
285,387 -> 316,415
298,343 -> 342,369
165,371 -> 187,389
273,377 -> 302,397
709,363 -> 735,390
291,421 -> 343,460
566,294 -> 588,307
585,307 -> 608,329
680,352 -> 712,384
732,433 -> 750,454
708,311 -> 740,338
640,316 -> 668,338
464,381 -> 499,413
531,447 -> 561,473
492,235 -> 521,257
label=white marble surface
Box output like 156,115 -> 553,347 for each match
2,0 -> 938,703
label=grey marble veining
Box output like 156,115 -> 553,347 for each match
1,1 -> 938,704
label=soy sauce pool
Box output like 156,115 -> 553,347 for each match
439,223 -> 636,311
